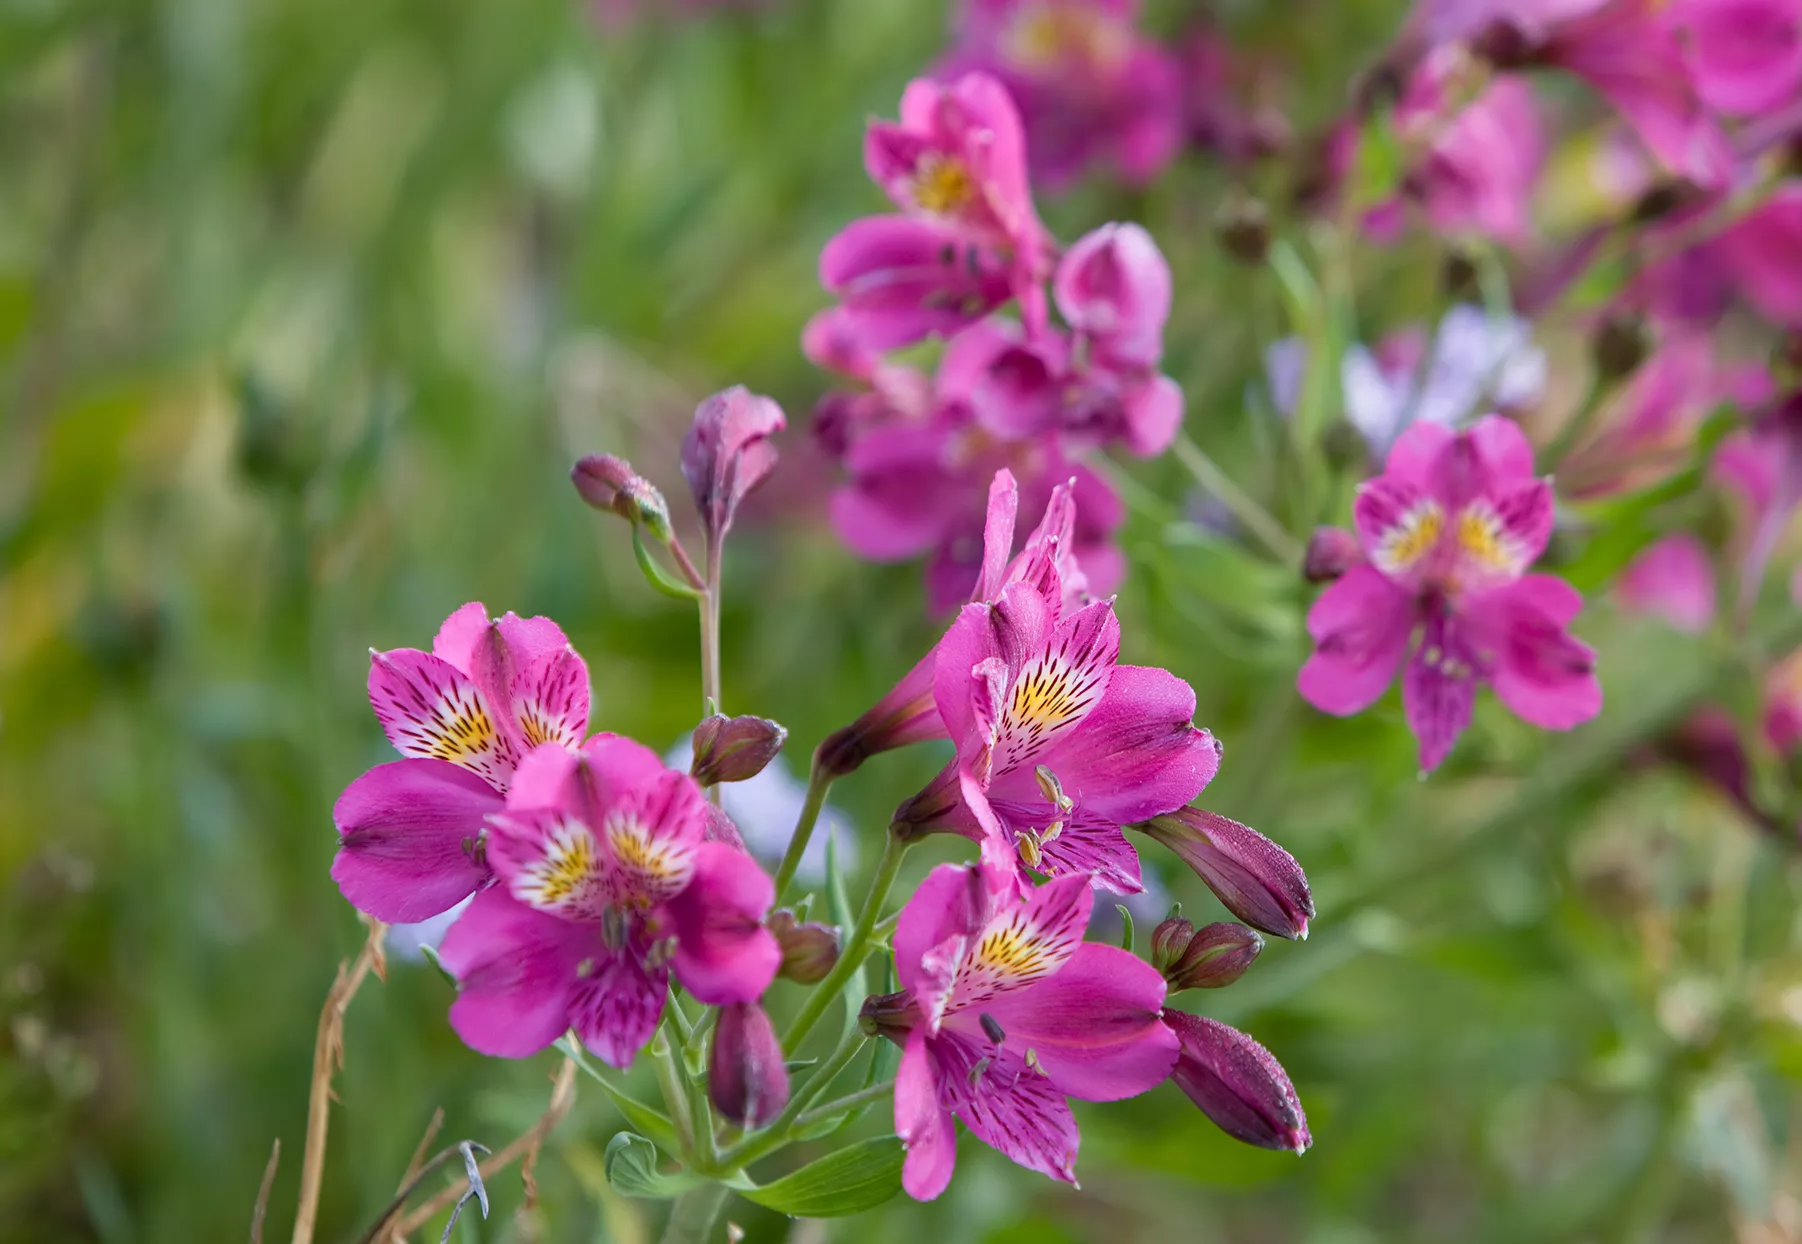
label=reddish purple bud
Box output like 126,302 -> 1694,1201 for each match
1303,526 -> 1363,584
571,454 -> 672,541
858,989 -> 920,1045
1166,1011 -> 1310,1153
768,909 -> 839,985
709,1002 -> 789,1130
680,386 -> 786,546
1164,922 -> 1264,992
690,713 -> 787,786
1149,914 -> 1196,976
1139,808 -> 1313,940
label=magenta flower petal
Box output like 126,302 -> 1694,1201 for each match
1403,615 -> 1479,771
1297,566 -> 1416,715
977,942 -> 1178,1102
570,952 -> 671,1069
1166,1011 -> 1310,1153
664,842 -> 780,1005
506,740 -> 583,810
1717,184 -> 1802,326
897,1028 -> 960,1201
331,759 -> 500,924
820,216 -> 1012,350
439,888 -> 585,1059
1054,223 -> 1172,370
930,1032 -> 1082,1185
1616,534 -> 1717,632
1674,0 -> 1802,116
1470,575 -> 1603,730
893,862 -> 987,1002
973,468 -> 1022,604
368,647 -> 519,789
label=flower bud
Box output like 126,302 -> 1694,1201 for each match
1137,808 -> 1313,940
1053,222 -> 1172,369
1591,313 -> 1651,383
1149,914 -> 1196,976
1214,192 -> 1271,266
1165,1011 -> 1310,1152
681,386 -> 787,546
858,990 -> 920,1045
709,1002 -> 789,1130
690,714 -> 787,785
1303,526 -> 1363,584
768,909 -> 839,985
571,454 -> 673,542
1164,922 -> 1264,992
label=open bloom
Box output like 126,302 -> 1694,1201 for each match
1671,0 -> 1802,118
1298,417 -> 1602,770
437,735 -> 780,1066
878,862 -> 1179,1200
941,0 -> 1184,188
894,575 -> 1220,894
332,603 -> 590,924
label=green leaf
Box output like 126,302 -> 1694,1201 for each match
1116,904 -> 1135,953
633,526 -> 704,601
738,1136 -> 906,1217
560,1037 -> 685,1153
603,1132 -> 704,1200
825,831 -> 866,1046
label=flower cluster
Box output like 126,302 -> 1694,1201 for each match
807,72 -> 1182,610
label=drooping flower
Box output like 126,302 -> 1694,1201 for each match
436,735 -> 780,1066
892,575 -> 1221,894
1137,807 -> 1314,940
941,0 -> 1185,188
816,468 -> 1097,778
1298,416 -> 1602,771
332,603 -> 590,925
1615,535 -> 1718,632
873,862 -> 1179,1201
709,1001 -> 790,1129
1164,1010 -> 1311,1152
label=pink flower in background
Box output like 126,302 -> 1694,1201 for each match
1765,648 -> 1802,751
893,575 -> 1221,893
866,74 -> 1051,269
1715,183 -> 1802,326
818,216 -> 1016,354
1615,535 -> 1718,632
1180,24 -> 1292,163
438,735 -> 779,1066
1391,50 -> 1544,245
876,862 -> 1178,1200
1671,0 -> 1802,117
332,603 -> 590,924
942,0 -> 1183,187
1299,417 -> 1602,771
1712,398 -> 1802,610
817,469 -> 1096,778
1418,0 -> 1732,188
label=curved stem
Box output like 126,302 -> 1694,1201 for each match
772,763 -> 833,903
651,1024 -> 696,1157
794,1079 -> 897,1130
783,834 -> 907,1057
1170,434 -> 1303,566
717,1032 -> 869,1172
658,1184 -> 729,1244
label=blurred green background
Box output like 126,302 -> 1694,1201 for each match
7,1 -> 1802,1241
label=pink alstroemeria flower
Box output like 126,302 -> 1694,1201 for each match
876,862 -> 1179,1200
865,73 -> 1053,318
332,602 -> 590,924
1298,417 -> 1602,771
819,216 -> 1017,353
943,0 -> 1184,188
1615,534 -> 1719,632
1715,183 -> 1802,327
1390,49 -> 1544,246
1671,0 -> 1802,117
894,575 -> 1221,894
817,468 -> 1097,778
437,735 -> 780,1066
1420,0 -> 1732,188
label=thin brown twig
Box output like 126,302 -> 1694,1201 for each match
252,1138 -> 282,1244
382,1108 -> 444,1244
290,919 -> 388,1244
391,1058 -> 578,1239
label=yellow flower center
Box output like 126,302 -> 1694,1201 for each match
913,152 -> 976,216
1003,3 -> 1132,74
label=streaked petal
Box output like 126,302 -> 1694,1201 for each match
510,646 -> 590,753
1471,576 -> 1602,731
949,871 -> 1092,1011
930,1030 -> 1081,1186
368,648 -> 518,788
1403,614 -> 1478,772
992,599 -> 1120,776
571,950 -> 669,1069
440,888 -> 587,1059
330,759 -> 499,924
967,943 -> 1177,1102
487,808 -> 611,918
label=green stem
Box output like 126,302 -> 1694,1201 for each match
1540,372 -> 1613,474
658,1184 -> 729,1244
651,1024 -> 696,1157
793,1078 -> 897,1130
782,834 -> 908,1057
1170,434 -> 1304,566
772,762 -> 833,903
